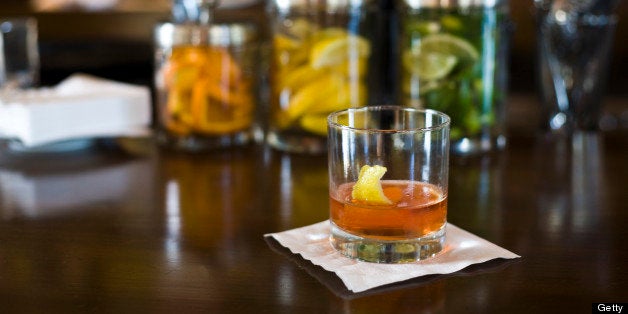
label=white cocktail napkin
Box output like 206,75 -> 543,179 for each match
265,220 -> 520,293
0,74 -> 151,147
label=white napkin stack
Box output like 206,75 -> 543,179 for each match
0,74 -> 151,147
265,221 -> 520,293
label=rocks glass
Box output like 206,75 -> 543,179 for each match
327,106 -> 450,263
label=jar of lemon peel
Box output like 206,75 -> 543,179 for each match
266,0 -> 385,154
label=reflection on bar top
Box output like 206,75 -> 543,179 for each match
0,158 -> 152,220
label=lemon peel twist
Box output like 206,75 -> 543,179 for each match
351,165 -> 392,205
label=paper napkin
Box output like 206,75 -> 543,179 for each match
265,221 -> 520,293
0,74 -> 151,147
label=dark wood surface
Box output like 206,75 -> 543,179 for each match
0,94 -> 626,313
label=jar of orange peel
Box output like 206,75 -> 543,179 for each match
154,21 -> 260,151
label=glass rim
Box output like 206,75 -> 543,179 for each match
327,105 -> 451,133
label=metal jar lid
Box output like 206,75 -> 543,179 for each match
155,22 -> 258,48
268,0 -> 374,13
400,0 -> 504,9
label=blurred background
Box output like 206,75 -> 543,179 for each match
0,0 -> 626,95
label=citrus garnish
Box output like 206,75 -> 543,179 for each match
401,33 -> 478,81
420,33 -> 479,63
402,50 -> 458,80
271,25 -> 372,133
274,34 -> 301,51
309,27 -> 347,44
298,82 -> 366,135
287,18 -> 316,40
310,34 -> 371,69
284,73 -> 343,121
279,64 -> 323,92
351,165 -> 392,205
299,114 -> 328,136
163,46 -> 251,135
440,15 -> 464,32
308,82 -> 367,115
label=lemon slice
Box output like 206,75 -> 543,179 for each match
310,27 -> 347,43
402,50 -> 458,80
308,81 -> 367,115
299,114 -> 328,136
330,57 -> 369,79
278,64 -> 322,92
285,74 -> 343,120
310,35 -> 371,69
351,165 -> 392,205
274,34 -> 301,51
287,18 -> 317,40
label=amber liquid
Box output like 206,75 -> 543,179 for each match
330,180 -> 447,241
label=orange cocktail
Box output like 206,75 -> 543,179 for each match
330,180 -> 447,241
327,106 -> 450,263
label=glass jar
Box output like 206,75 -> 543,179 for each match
266,0 -> 385,154
154,22 -> 260,151
397,0 -> 511,155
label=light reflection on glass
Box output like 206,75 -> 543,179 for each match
537,132 -> 603,237
570,132 -> 603,231
531,131 -> 614,295
279,155 -> 292,227
449,153 -> 504,238
271,152 -> 329,229
165,179 -> 181,265
276,263 -> 296,306
546,198 -> 567,233
335,280 -> 446,313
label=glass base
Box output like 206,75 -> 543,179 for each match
157,130 -> 253,152
451,134 -> 506,156
266,129 -> 327,154
330,222 -> 446,263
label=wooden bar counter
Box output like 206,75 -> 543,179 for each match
0,94 -> 626,313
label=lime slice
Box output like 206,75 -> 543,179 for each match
440,15 -> 463,32
402,50 -> 458,80
420,33 -> 479,63
351,165 -> 392,205
310,34 -> 371,69
406,21 -> 440,36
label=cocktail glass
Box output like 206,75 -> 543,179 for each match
535,0 -> 620,133
0,17 -> 39,90
327,106 -> 450,263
